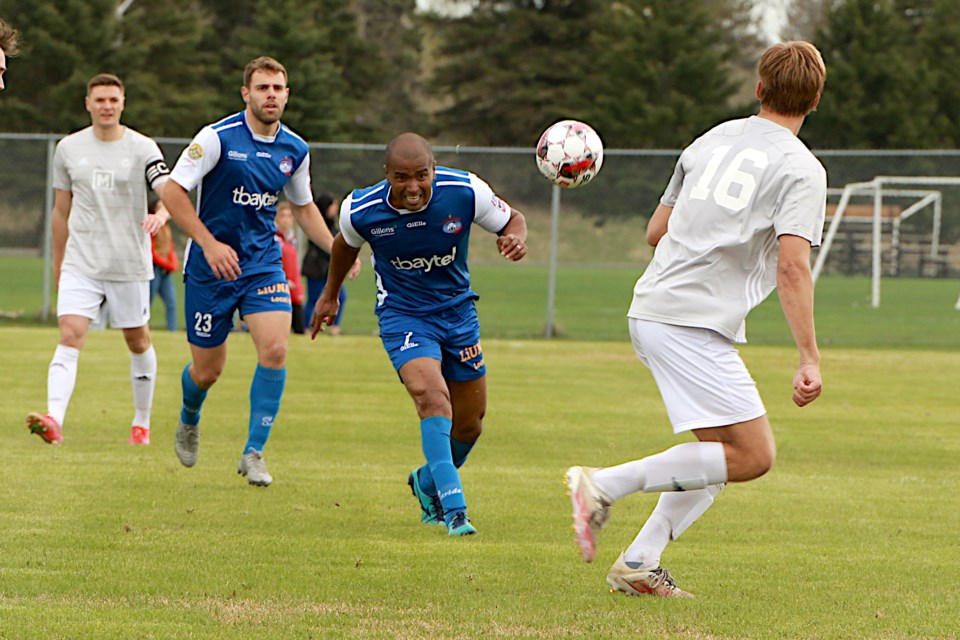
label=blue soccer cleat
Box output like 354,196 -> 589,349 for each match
408,468 -> 444,525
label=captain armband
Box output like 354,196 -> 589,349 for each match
145,159 -> 171,189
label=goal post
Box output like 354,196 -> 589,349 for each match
812,176 -> 954,308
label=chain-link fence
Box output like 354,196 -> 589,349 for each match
2,133 -> 960,331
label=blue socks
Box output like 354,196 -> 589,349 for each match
180,364 -> 208,426
244,364 -> 286,454
416,435 -> 475,496
419,416 -> 467,521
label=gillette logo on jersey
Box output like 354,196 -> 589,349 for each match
233,185 -> 280,210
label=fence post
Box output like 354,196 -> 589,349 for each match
42,137 -> 56,321
544,184 -> 560,337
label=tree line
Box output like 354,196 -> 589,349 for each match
0,0 -> 957,149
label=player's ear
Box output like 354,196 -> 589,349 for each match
755,81 -> 762,101
240,85 -> 250,104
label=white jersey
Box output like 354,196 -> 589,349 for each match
54,127 -> 169,281
628,116 -> 826,343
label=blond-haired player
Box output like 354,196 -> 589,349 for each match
566,41 -> 828,597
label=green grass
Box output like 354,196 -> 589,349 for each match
3,253 -> 960,349
1,327 -> 959,639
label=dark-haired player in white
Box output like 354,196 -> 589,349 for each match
567,41 -> 828,597
27,73 -> 171,446
311,133 -> 527,536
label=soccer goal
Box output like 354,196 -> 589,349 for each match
812,176 -> 959,308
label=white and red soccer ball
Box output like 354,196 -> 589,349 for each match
535,120 -> 604,189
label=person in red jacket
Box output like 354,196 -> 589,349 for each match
150,201 -> 180,331
275,202 -> 305,334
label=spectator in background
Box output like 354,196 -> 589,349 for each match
275,201 -> 305,334
150,200 -> 179,331
0,17 -> 20,91
302,192 -> 353,336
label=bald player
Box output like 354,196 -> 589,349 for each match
311,132 -> 528,537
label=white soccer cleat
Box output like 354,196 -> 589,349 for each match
238,449 -> 273,487
606,552 -> 694,598
564,466 -> 611,563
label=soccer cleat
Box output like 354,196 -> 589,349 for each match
606,552 -> 694,598
446,510 -> 477,536
564,466 -> 612,563
174,420 -> 199,467
238,449 -> 273,487
408,469 -> 445,525
129,426 -> 150,445
26,412 -> 63,445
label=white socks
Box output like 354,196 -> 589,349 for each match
624,484 -> 724,567
47,344 -> 80,426
130,346 -> 157,428
592,441 -> 728,501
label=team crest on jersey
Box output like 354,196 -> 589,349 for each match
187,143 -> 203,160
278,156 -> 294,176
442,216 -> 463,235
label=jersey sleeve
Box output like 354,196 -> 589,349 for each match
52,140 -> 70,191
773,165 -> 827,247
470,173 -> 512,233
142,137 -> 170,191
660,148 -> 689,207
169,126 -> 221,192
338,194 -> 366,249
282,152 -> 314,206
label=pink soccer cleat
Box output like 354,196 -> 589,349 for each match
129,426 -> 150,445
564,466 -> 611,563
26,412 -> 63,445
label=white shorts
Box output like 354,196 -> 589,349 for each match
58,270 -> 151,329
629,318 -> 766,433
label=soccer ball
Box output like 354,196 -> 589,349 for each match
535,120 -> 604,189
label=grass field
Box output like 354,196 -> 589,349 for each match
2,323 -> 959,638
3,254 -> 960,349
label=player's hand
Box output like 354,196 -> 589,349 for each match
792,362 -> 822,407
347,258 -> 362,280
310,296 -> 339,339
141,213 -> 165,236
497,234 -> 527,261
204,241 -> 241,281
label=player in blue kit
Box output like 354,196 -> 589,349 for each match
162,56 -> 342,487
311,132 -> 527,535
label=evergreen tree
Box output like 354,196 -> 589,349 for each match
109,0 -> 220,137
586,0 -> 744,148
426,0 -> 606,146
919,0 -> 960,146
806,0 -> 942,148
0,0 -> 118,133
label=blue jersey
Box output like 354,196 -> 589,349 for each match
340,167 -> 512,315
170,112 -> 315,284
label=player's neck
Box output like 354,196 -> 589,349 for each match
92,123 -> 126,142
245,109 -> 280,138
756,108 -> 804,136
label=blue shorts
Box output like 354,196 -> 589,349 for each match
184,270 -> 292,347
379,300 -> 485,382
